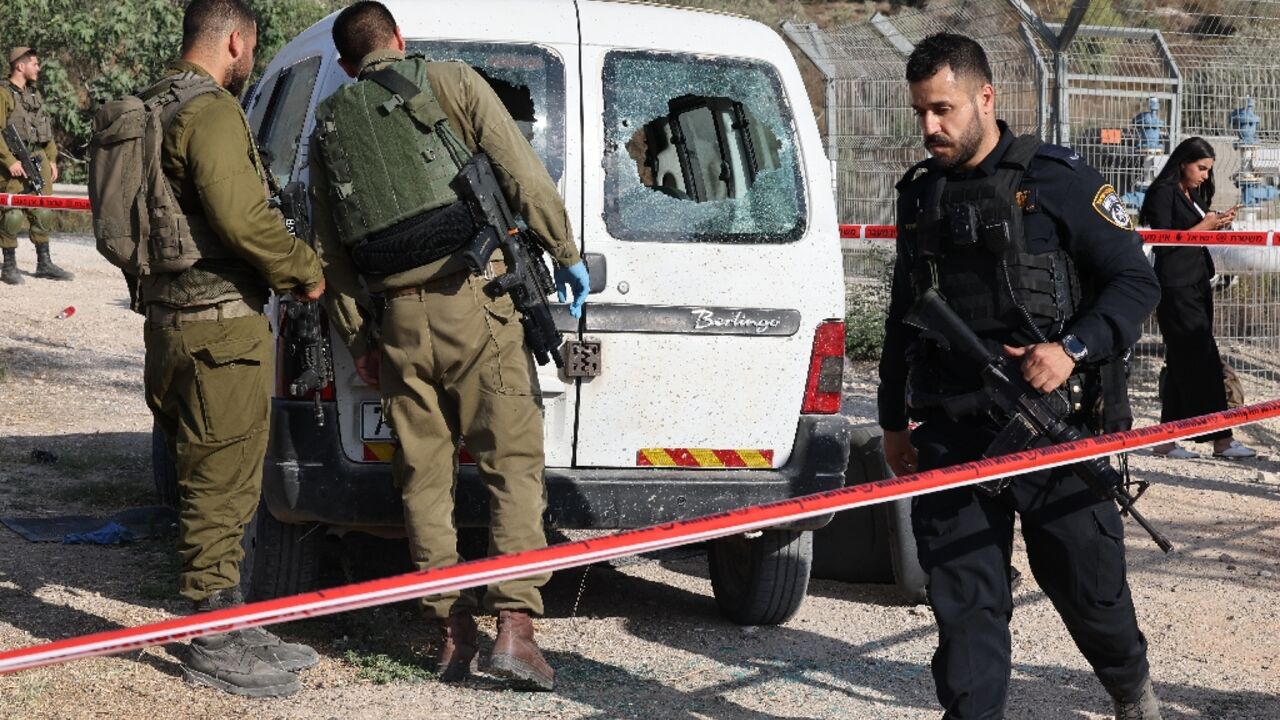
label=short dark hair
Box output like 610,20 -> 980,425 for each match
182,0 -> 258,54
906,33 -> 993,86
333,2 -> 398,64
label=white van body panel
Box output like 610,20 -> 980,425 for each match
573,2 -> 844,467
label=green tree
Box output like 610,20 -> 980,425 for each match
0,0 -> 341,181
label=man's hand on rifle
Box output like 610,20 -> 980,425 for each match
555,261 -> 590,318
50,162 -> 58,184
7,161 -> 25,179
1002,342 -> 1075,394
883,429 -> 919,476
294,278 -> 326,303
355,348 -> 381,390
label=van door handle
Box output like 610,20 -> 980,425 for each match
584,252 -> 607,294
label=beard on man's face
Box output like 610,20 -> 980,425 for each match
925,108 -> 985,170
225,54 -> 253,98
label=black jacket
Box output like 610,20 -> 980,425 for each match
1139,181 -> 1216,287
877,123 -> 1161,432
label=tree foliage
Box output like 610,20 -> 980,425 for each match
0,0 -> 342,179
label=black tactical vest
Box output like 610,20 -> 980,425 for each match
7,83 -> 54,146
899,135 -> 1080,349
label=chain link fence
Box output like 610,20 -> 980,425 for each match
787,0 -> 1280,434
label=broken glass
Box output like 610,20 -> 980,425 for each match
410,41 -> 566,184
603,50 -> 806,244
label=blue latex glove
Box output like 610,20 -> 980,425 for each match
555,261 -> 591,318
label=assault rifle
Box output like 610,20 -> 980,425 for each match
2,123 -> 44,195
277,179 -> 334,426
905,287 -> 1173,552
451,153 -> 564,368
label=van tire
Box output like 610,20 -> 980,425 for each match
239,500 -> 323,601
708,529 -> 812,626
151,422 -> 179,509
886,498 -> 929,605
811,424 -> 893,583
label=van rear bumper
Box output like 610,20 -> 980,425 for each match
262,401 -> 851,532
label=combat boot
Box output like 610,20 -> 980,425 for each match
195,588 -> 319,672
183,631 -> 300,698
436,612 -> 479,683
489,609 -> 554,691
1,248 -> 22,285
1113,677 -> 1163,720
33,243 -> 73,280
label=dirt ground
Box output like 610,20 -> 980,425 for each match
1,237 -> 1278,719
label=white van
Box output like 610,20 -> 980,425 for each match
222,0 -> 853,625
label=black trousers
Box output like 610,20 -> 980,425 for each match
1156,276 -> 1231,442
911,420 -> 1150,720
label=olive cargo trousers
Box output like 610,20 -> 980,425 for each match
0,152 -> 54,248
380,272 -> 550,619
145,313 -> 272,602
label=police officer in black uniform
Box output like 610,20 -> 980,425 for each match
878,34 -> 1163,720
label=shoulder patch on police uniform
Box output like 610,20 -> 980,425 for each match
1034,143 -> 1080,168
1092,184 -> 1133,229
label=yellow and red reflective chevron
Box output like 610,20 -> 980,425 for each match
636,448 -> 774,468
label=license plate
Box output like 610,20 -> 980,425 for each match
361,402 -> 393,441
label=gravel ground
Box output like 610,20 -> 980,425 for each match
1,236 -> 1278,719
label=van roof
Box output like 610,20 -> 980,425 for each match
586,0 -> 750,22
317,1 -> 767,44
279,1 -> 785,72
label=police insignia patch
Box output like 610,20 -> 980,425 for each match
1092,185 -> 1133,229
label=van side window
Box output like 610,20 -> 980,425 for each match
604,51 -> 806,244
409,41 -> 566,185
252,56 -> 322,188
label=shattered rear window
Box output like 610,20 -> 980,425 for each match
603,50 -> 807,244
409,41 -> 566,184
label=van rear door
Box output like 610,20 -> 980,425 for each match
574,3 -> 844,470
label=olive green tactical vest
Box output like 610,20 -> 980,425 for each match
7,83 -> 54,146
312,56 -> 470,248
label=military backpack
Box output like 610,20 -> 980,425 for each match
87,72 -> 232,276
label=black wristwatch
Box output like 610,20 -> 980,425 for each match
1060,334 -> 1088,363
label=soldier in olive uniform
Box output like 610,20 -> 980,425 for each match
310,1 -> 590,692
118,0 -> 326,697
1,47 -> 73,284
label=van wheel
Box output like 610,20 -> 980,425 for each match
239,500 -> 324,601
886,498 -> 928,604
151,422 -> 179,509
708,529 -> 812,625
811,424 -> 893,583
810,424 -> 928,603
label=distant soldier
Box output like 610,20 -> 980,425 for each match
89,0 -> 326,698
1,47 -> 73,284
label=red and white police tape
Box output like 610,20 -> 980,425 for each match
0,193 -> 91,213
2,399 -> 1278,676
5,194 -> 1280,247
839,223 -> 1280,246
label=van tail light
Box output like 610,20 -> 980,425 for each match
801,320 -> 845,414
275,300 -> 336,403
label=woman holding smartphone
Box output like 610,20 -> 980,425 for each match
1139,136 -> 1257,459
